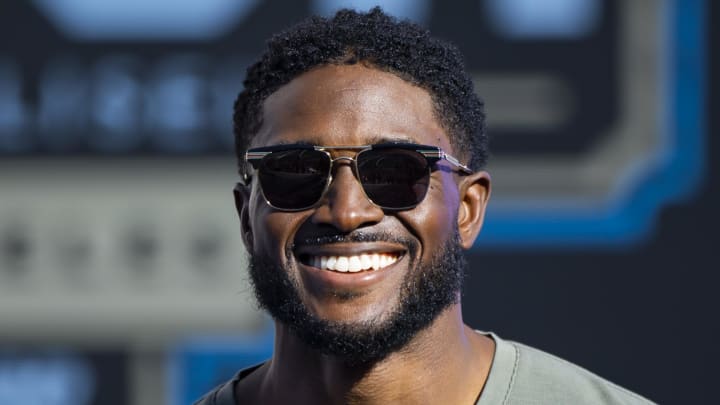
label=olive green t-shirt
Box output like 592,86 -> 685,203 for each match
194,332 -> 656,404
475,332 -> 655,404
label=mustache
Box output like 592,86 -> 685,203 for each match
291,231 -> 417,251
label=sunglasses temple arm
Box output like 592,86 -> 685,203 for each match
241,156 -> 262,185
442,152 -> 473,174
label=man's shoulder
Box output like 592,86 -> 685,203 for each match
482,333 -> 656,405
194,334 -> 656,405
513,341 -> 654,404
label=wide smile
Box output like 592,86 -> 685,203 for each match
299,251 -> 402,273
294,243 -> 408,290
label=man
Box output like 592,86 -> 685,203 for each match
197,8 -> 655,405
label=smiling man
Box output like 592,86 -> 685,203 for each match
196,8 -> 655,405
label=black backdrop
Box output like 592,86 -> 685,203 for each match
463,3 -> 718,402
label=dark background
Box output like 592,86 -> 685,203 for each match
465,3 -> 718,402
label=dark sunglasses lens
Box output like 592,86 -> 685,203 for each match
258,149 -> 330,209
357,149 -> 430,209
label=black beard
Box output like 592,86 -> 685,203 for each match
247,231 -> 466,366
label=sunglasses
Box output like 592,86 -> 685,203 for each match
244,142 -> 472,211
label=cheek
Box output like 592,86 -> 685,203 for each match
430,172 -> 461,232
402,172 -> 459,256
248,190 -> 304,259
256,212 -> 290,256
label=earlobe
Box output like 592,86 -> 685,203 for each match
457,171 -> 491,249
233,183 -> 254,251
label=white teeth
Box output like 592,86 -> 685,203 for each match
360,254 -> 372,269
308,253 -> 400,272
348,256 -> 362,272
336,256 -> 349,272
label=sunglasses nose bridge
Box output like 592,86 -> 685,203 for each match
330,155 -> 356,164
329,155 -> 360,178
312,154 -> 384,232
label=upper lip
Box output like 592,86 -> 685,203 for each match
295,242 -> 407,258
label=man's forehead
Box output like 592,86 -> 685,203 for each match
252,64 -> 454,152
262,65 -> 431,116
266,134 -> 419,147
252,128 -> 452,151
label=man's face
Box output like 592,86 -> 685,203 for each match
238,64 -> 486,363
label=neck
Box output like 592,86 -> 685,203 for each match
243,304 -> 495,405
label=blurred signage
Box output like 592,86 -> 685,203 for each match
30,0 -> 262,40
0,0 -> 617,157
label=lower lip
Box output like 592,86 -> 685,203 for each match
297,256 -> 404,291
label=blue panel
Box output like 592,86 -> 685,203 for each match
169,327 -> 274,405
0,352 -> 95,405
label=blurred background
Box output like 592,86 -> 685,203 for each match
0,0 -> 715,404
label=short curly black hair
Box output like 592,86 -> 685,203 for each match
234,7 -> 487,175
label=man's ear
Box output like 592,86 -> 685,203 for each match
233,182 -> 254,251
457,171 -> 491,249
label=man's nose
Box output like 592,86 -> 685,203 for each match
310,162 -> 384,232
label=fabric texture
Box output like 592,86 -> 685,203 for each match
476,332 -> 656,405
194,332 -> 656,405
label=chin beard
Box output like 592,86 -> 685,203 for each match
247,230 -> 466,366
